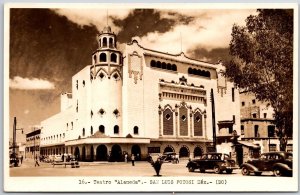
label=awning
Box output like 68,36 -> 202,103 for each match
238,141 -> 260,149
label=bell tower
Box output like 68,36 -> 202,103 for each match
90,25 -> 123,137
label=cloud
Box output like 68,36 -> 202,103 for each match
139,9 -> 257,54
9,76 -> 55,90
52,8 -> 132,32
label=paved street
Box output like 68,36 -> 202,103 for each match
10,158 -> 276,177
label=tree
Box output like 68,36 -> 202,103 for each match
225,9 -> 293,151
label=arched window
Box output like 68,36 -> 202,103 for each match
156,61 -> 162,68
172,64 -> 177,71
111,53 -> 117,63
103,37 -> 107,47
100,53 -> 107,62
93,55 -> 97,64
109,38 -> 113,48
99,125 -> 105,133
114,125 -> 119,134
163,108 -> 173,135
90,126 -> 93,135
162,62 -> 167,69
188,68 -> 193,74
82,128 -> 85,137
133,126 -> 139,134
167,63 -> 172,70
150,60 -> 156,67
194,111 -> 203,136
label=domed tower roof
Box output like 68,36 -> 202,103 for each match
103,25 -> 112,33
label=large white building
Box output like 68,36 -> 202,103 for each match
40,26 -> 241,161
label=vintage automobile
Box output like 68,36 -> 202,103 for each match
240,152 -> 292,177
186,153 -> 238,174
158,152 -> 179,164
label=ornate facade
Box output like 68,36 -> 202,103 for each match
39,26 -> 241,161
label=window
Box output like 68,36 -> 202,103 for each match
93,55 -> 97,64
162,62 -> 167,69
83,80 -> 85,87
90,126 -> 93,135
71,122 -> 73,130
113,73 -> 119,80
264,113 -> 267,118
150,60 -> 156,67
114,125 -> 119,134
232,88 -> 235,102
109,38 -> 113,48
111,53 -> 117,63
103,37 -> 107,47
133,126 -> 139,134
252,99 -> 256,104
252,113 -> 257,118
99,125 -> 105,133
100,53 -> 107,62
82,128 -> 85,136
165,113 -> 171,120
268,125 -> 275,137
76,80 -> 78,90
233,115 -> 236,123
99,72 -> 105,79
113,109 -> 119,117
181,115 -> 186,121
254,125 -> 259,137
241,102 -> 245,106
241,125 -> 244,135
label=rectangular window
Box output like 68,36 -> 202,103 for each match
252,113 -> 257,118
241,125 -> 244,135
233,115 -> 235,124
232,88 -> 235,102
264,113 -> 267,118
241,102 -> 245,106
254,125 -> 259,137
148,147 -> 160,154
252,99 -> 256,104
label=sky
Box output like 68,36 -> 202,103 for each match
8,7 -> 257,142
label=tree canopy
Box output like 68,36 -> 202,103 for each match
225,9 -> 293,149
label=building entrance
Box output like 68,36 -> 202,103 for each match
194,146 -> 203,158
74,147 -> 80,161
131,145 -> 141,160
110,144 -> 122,162
96,145 -> 108,161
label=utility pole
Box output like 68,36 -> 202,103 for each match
210,89 -> 216,151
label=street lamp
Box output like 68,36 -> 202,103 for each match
12,117 -> 23,167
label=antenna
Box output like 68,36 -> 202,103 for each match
180,32 -> 182,53
106,9 -> 108,26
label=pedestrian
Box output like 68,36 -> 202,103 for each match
131,154 -> 135,166
20,155 -> 23,164
62,154 -> 64,162
35,155 -> 40,167
125,153 -> 128,163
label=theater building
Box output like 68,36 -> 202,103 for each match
39,26 -> 241,161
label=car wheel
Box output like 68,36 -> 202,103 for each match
254,172 -> 262,176
188,166 -> 195,172
226,169 -> 233,174
241,167 -> 250,175
214,165 -> 221,174
273,167 -> 282,177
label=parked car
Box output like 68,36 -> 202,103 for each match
240,152 -> 292,177
186,153 -> 238,174
159,152 -> 179,164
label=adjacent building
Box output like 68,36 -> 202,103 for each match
239,92 -> 293,154
25,129 -> 41,159
39,26 -> 241,161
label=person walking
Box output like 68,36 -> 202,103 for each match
131,154 -> 135,166
35,155 -> 40,167
20,155 -> 23,164
125,153 -> 128,163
